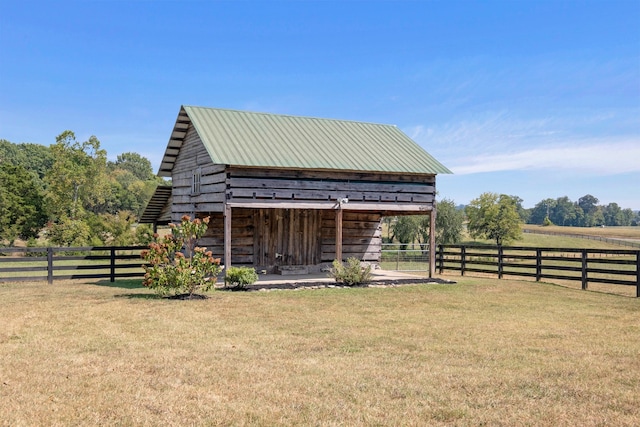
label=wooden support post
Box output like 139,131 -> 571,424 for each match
335,207 -> 343,262
429,209 -> 436,278
224,204 -> 232,278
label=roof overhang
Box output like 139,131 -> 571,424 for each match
158,107 -> 191,177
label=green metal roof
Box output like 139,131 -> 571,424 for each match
158,105 -> 451,176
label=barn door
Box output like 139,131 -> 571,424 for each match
255,208 -> 321,267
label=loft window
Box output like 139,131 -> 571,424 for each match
191,168 -> 201,195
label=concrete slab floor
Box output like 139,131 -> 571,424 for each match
218,269 -> 455,291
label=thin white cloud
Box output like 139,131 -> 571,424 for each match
450,139 -> 640,175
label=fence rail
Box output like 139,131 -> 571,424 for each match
0,246 -> 147,284
380,243 -> 429,272
437,245 -> 640,297
523,229 -> 640,249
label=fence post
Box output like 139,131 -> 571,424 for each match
461,246 -> 466,276
581,250 -> 588,291
438,244 -> 444,274
498,246 -> 504,279
110,247 -> 116,283
47,247 -> 53,284
536,249 -> 542,282
636,251 -> 640,298
396,248 -> 399,271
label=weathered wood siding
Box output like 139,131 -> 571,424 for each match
171,124 -> 226,221
321,211 -> 382,262
198,210 -> 253,265
226,167 -> 435,206
197,208 -> 381,270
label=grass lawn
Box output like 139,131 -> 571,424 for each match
1,277 -> 639,426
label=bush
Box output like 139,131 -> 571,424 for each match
329,257 -> 372,286
224,266 -> 259,290
141,215 -> 221,297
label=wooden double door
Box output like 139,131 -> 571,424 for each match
253,208 -> 323,267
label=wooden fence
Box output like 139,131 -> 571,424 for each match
0,246 -> 147,284
438,245 -> 640,297
523,229 -> 640,249
2,244 -> 639,297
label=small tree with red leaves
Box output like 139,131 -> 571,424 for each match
141,215 -> 221,297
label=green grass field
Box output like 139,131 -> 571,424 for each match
1,277 -> 638,426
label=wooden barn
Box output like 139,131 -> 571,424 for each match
141,106 -> 451,276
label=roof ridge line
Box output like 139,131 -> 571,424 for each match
182,105 -> 397,128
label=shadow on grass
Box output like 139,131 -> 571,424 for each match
113,292 -> 162,300
86,280 -> 161,299
92,279 -> 145,289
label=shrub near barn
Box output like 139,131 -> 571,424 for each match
142,215 -> 221,298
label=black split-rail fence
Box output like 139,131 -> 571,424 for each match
1,244 -> 639,297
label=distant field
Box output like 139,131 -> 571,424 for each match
462,229 -> 636,250
0,278 -> 638,426
522,225 -> 640,241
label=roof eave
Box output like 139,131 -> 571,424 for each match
156,105 -> 190,176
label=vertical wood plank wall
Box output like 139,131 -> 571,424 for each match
198,208 -> 382,271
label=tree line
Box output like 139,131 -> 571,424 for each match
387,193 -> 639,248
526,195 -> 637,227
2,132 -> 638,249
0,133 -> 166,247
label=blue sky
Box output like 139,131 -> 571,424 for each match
1,1 -> 638,209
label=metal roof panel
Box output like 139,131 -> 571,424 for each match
158,106 -> 451,176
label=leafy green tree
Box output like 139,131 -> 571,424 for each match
552,196 -> 579,226
45,216 -> 92,247
0,163 -> 47,244
434,198 -> 465,245
100,153 -> 164,218
45,131 -> 108,220
0,140 -> 53,189
603,203 -> 623,226
391,216 -> 420,250
590,206 -> 605,227
508,195 -> 530,223
578,194 -> 600,227
466,193 -> 522,245
110,152 -> 155,181
19,143 -> 54,183
416,215 -> 431,248
620,208 -> 635,226
578,194 -> 598,215
104,169 -> 159,217
529,198 -> 556,225
84,211 -> 140,246
382,216 -> 394,243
